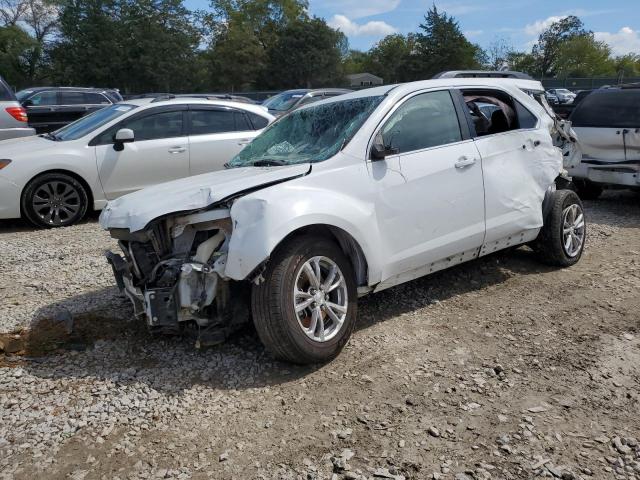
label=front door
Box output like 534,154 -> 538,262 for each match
95,108 -> 189,199
370,89 -> 486,282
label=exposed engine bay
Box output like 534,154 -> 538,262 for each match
105,207 -> 249,347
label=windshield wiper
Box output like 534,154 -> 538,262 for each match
251,159 -> 288,167
42,132 -> 59,141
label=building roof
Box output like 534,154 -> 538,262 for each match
346,73 -> 383,81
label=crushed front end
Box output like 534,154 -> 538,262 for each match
104,208 -> 249,346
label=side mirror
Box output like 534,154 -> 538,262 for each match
113,128 -> 134,151
370,132 -> 398,161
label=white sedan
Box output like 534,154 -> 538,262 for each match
0,97 -> 274,227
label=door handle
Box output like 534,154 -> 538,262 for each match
168,146 -> 186,154
455,156 -> 476,169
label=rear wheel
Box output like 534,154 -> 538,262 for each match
573,178 -> 603,200
22,173 -> 88,228
251,235 -> 357,364
534,189 -> 586,267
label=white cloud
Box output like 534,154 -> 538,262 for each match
329,14 -> 397,38
463,30 -> 484,38
316,0 -> 401,19
595,27 -> 640,56
524,15 -> 567,36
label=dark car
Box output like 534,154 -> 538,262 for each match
262,88 -> 352,116
15,87 -> 122,133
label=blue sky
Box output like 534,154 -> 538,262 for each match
185,0 -> 640,55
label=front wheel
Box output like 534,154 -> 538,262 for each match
534,189 -> 586,267
251,235 -> 357,364
22,173 -> 88,228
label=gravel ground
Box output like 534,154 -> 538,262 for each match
1,191 -> 639,480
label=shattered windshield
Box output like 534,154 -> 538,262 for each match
228,95 -> 384,167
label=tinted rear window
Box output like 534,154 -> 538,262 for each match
0,78 -> 15,101
571,90 -> 640,128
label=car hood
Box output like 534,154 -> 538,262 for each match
0,135 -> 56,157
99,164 -> 311,232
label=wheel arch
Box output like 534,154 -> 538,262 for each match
271,224 -> 370,287
20,169 -> 95,216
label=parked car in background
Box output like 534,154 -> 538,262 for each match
262,88 -> 352,116
572,90 -> 592,105
545,90 -> 560,105
0,76 -> 35,140
100,75 -> 584,364
15,87 -> 123,133
547,88 -> 576,105
0,97 -> 274,227
568,84 -> 640,199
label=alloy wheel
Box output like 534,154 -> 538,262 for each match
31,180 -> 82,226
293,256 -> 348,343
562,203 -> 585,258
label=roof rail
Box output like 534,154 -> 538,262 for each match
150,94 -> 176,102
433,70 -> 534,80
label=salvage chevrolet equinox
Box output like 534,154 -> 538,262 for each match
100,75 -> 586,364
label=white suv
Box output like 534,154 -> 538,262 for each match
568,86 -> 640,199
0,96 -> 274,227
100,76 -> 585,364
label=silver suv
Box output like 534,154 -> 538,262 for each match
0,76 -> 35,141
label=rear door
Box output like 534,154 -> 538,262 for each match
459,87 -> 554,245
57,91 -> 92,126
187,106 -> 263,175
94,106 -> 190,199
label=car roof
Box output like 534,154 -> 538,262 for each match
320,77 -> 545,102
19,86 -> 118,93
122,97 -> 274,117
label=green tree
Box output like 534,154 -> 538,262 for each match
343,49 -> 370,76
531,15 -> 587,77
264,17 -> 346,88
0,24 -> 38,86
202,0 -> 309,90
365,34 -> 416,83
506,51 -> 537,76
411,6 -> 484,80
51,0 -> 201,93
555,34 -> 614,77
612,54 -> 640,79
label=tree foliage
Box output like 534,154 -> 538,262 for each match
50,0 -> 202,93
264,17 -> 346,88
0,24 -> 37,86
531,15 -> 587,77
412,7 -> 483,79
0,0 -> 635,93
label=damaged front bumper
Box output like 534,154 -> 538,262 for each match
104,208 -> 249,345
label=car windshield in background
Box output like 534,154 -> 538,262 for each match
16,90 -> 33,102
51,104 -> 138,141
262,91 -> 307,112
570,90 -> 640,128
228,95 -> 384,167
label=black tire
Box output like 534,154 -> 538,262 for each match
534,189 -> 586,267
573,178 -> 603,200
21,173 -> 89,228
251,235 -> 358,364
